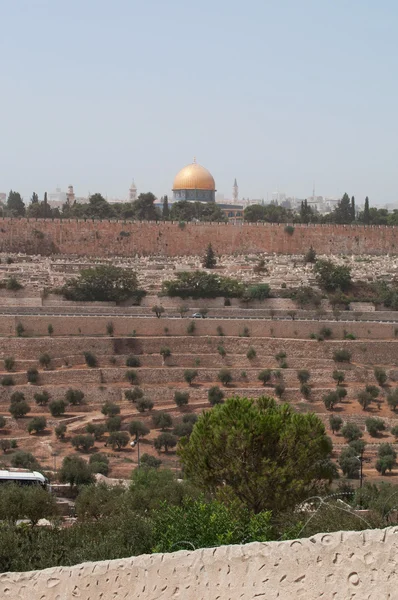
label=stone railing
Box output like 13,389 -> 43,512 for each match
1,527 -> 398,599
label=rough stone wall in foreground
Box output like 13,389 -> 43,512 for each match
0,218 -> 397,256
1,527 -> 398,600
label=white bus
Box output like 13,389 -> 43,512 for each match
0,469 -> 49,488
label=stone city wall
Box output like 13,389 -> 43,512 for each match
0,218 -> 397,256
2,527 -> 398,599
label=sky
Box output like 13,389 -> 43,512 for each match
1,0 -> 398,205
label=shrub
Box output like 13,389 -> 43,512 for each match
162,271 -> 245,299
304,246 -> 316,263
16,323 -> 24,337
34,390 -> 50,406
217,345 -> 226,357
55,423 -> 67,439
341,422 -> 363,442
275,351 -> 287,362
9,400 -> 30,419
336,386 -> 347,399
332,370 -> 345,385
202,243 -> 217,268
294,286 -> 322,308
391,425 -> 398,439
258,369 -> 272,386
106,321 -> 114,336
65,388 -> 85,405
136,398 -> 154,412
244,283 -> 271,301
387,389 -> 398,412
152,412 -> 173,430
319,327 -> 332,339
39,353 -> 51,369
10,391 -> 25,404
62,265 -> 145,303
184,369 -> 198,386
329,414 -> 343,434
323,391 -> 339,411
300,383 -> 311,399
378,443 -> 397,459
126,370 -> 139,384
314,259 -> 352,291
6,276 -> 22,290
106,416 -> 122,432
239,326 -> 250,337
27,416 -> 47,434
129,421 -> 150,440
218,369 -> 232,386
140,453 -> 162,469
284,225 -> 294,235
174,391 -> 189,407
27,368 -> 39,384
152,305 -> 165,318
49,399 -> 67,417
125,387 -> 144,402
85,423 -> 107,440
344,332 -> 356,340
274,383 -> 285,398
89,453 -> 110,475
47,324 -> 54,336
374,367 -> 388,386
339,447 -> 361,478
365,417 -> 386,437
280,360 -> 288,369
108,431 -> 130,450
59,455 -> 94,487
173,422 -> 195,438
126,355 -> 141,367
0,416 -> 6,429
187,321 -> 196,335
376,456 -> 395,475
216,326 -> 224,336
297,370 -> 310,384
101,401 -> 120,417
357,390 -> 373,411
10,451 -> 39,470
208,386 -> 224,406
246,347 -> 256,360
365,385 -> 380,399
154,432 -> 178,453
1,376 -> 15,386
4,357 -> 15,372
159,347 -> 171,360
84,352 -> 97,368
0,439 -> 11,453
333,349 -> 351,363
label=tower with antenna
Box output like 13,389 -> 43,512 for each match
233,178 -> 239,204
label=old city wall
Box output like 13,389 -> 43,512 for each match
0,218 -> 397,256
2,527 -> 398,600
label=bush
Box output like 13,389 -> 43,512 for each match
357,390 -> 373,411
55,423 -> 67,439
106,416 -> 122,432
39,353 -> 51,368
387,389 -> 398,412
4,357 -> 15,372
314,259 -> 352,291
365,417 -> 386,437
323,391 -> 339,411
217,345 -> 226,357
275,351 -> 286,362
129,421 -> 150,440
376,455 -> 395,475
84,352 -> 97,368
217,369 -> 232,386
300,383 -> 311,399
258,370 -> 272,386
125,387 -> 144,402
274,383 -> 285,398
341,422 -> 363,443
332,370 -> 345,385
0,416 -> 6,429
333,349 -> 351,363
239,326 -> 250,337
293,286 -> 322,308
339,447 -> 360,478
71,434 -> 95,452
65,389 -> 85,406
27,368 -> 39,384
9,400 -> 30,419
374,367 -> 388,386
136,398 -> 154,412
27,416 -> 47,434
174,391 -> 189,407
329,414 -> 343,434
59,455 -> 94,487
47,323 -> 54,336
124,355 -> 141,368
208,386 -> 224,406
365,385 -> 380,399
183,369 -> 198,386
10,451 -> 39,470
1,376 -> 14,386
140,454 -> 161,469
85,423 -> 107,440
108,431 -> 130,450
10,391 -> 25,404
378,443 -> 397,459
106,322 -> 114,336
216,326 -> 224,336
34,390 -> 50,406
297,370 -> 310,384
246,347 -> 256,360
62,265 -> 145,303
304,246 -> 316,263
336,386 -> 347,399
152,305 -> 165,318
6,276 -> 23,290
187,321 -> 196,335
125,370 -> 138,385
16,323 -> 24,337
162,271 -> 245,299
89,453 -> 110,475
173,422 -> 195,438
159,347 -> 171,360
344,332 -> 356,340
284,225 -> 294,235
319,327 -> 332,339
154,432 -> 178,453
152,412 -> 173,430
244,284 -> 271,301
101,401 -> 120,417
49,399 -> 67,417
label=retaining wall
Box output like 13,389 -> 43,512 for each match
2,527 -> 398,599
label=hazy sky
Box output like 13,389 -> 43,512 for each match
1,0 -> 398,204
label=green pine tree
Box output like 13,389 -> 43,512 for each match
202,243 -> 216,269
364,196 -> 370,225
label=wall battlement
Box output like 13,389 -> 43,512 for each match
2,527 -> 398,599
0,218 -> 396,256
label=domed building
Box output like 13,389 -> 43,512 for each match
173,159 -> 216,203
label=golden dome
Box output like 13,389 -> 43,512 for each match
173,160 -> 216,191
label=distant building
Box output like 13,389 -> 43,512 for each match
129,180 -> 137,202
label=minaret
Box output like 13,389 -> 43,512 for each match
66,185 -> 75,205
233,178 -> 238,204
129,180 -> 137,202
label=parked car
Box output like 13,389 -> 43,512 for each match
191,312 -> 206,318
